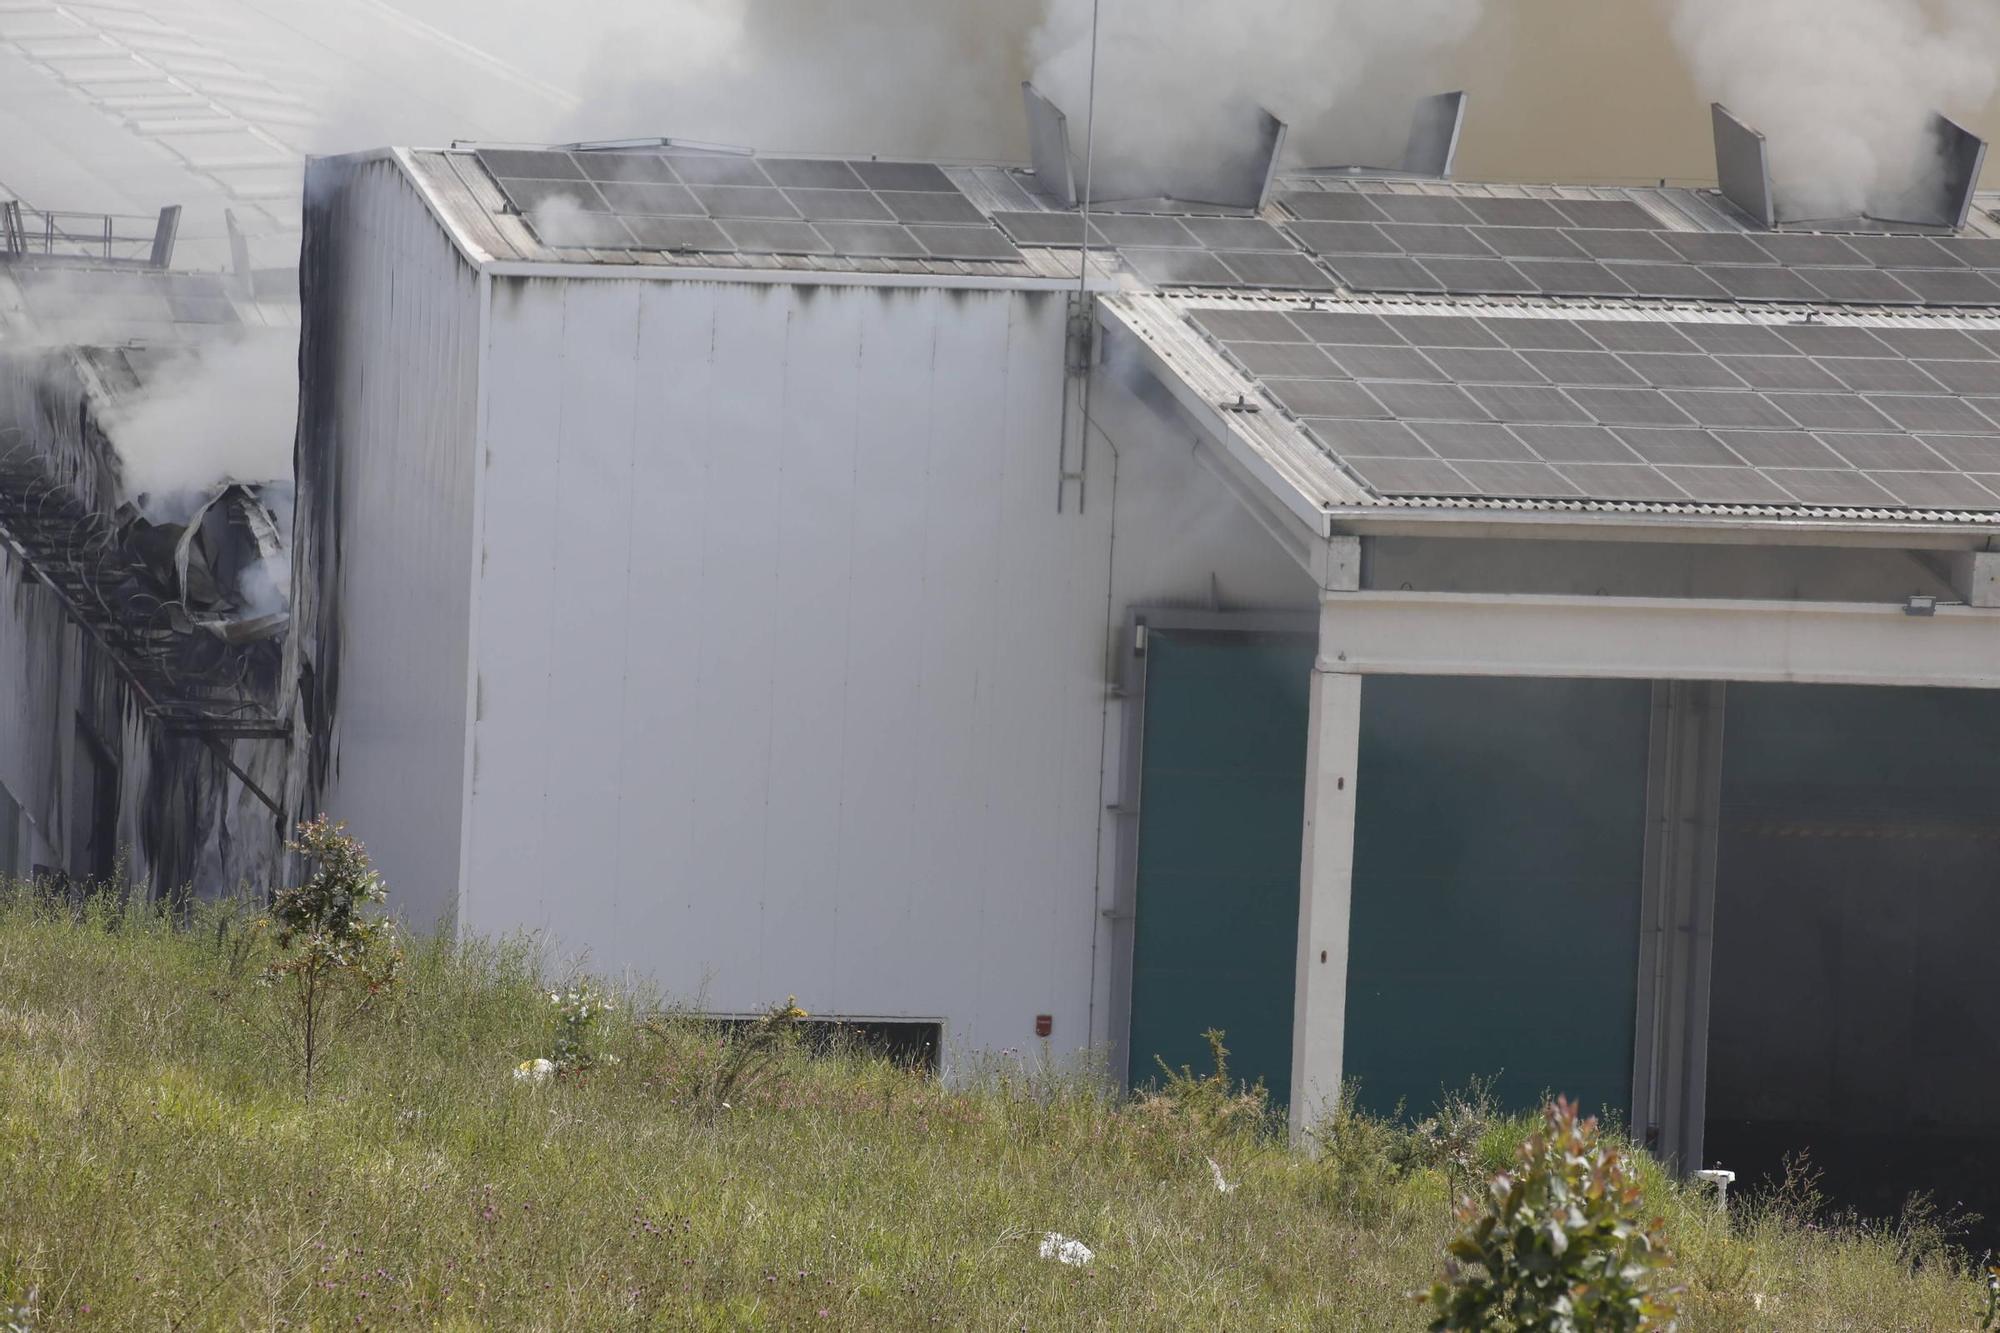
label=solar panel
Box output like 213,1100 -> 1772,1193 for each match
1279,191 -> 1389,222
621,216 -> 731,251
1092,214 -> 1199,247
1288,220 -> 1398,255
1323,255 -> 1443,292
1512,425 -> 1637,461
1183,216 -> 1292,250
760,158 -> 867,189
1324,345 -> 1445,381
1365,381 -> 1494,420
691,186 -> 799,219
1220,251 -> 1337,289
1380,224 -> 1495,257
1571,388 -> 1697,426
1572,320 -> 1700,353
1367,195 -> 1479,225
1753,234 -> 1866,267
1667,390 -> 1799,429
1567,229 -> 1681,263
880,191 -> 986,225
717,218 -> 829,254
1772,325 -> 1889,356
1265,378 -> 1388,418
1465,385 -> 1593,423
1659,232 -> 1774,265
501,178 -> 614,214
1769,392 -> 1895,431
1864,394 -> 1994,433
851,161 -> 957,192
598,183 -> 703,216
1226,341 -> 1342,377
1869,327 -> 1994,359
1614,264 -> 1729,299
1515,260 -> 1634,297
1455,460 -> 1584,496
1919,435 -> 2000,470
1550,199 -> 1659,229
1820,434 -> 1952,469
1798,268 -> 1921,304
1716,355 -> 1844,391
811,222 -> 929,257
1870,470 -> 1998,507
1193,309 -> 1309,342
1761,468 -> 1897,506
1618,352 -> 1747,389
1705,267 -> 1824,302
1473,227 -> 1590,260
1710,430 -> 1842,468
1888,269 -> 2000,305
786,188 -> 894,222
1479,317 -> 1603,351
1460,197 -> 1570,228
1555,463 -> 1688,500
1910,360 -> 2000,395
1521,349 -> 1644,386
1424,347 -> 1546,383
1290,311 -> 1405,344
1342,456 -> 1480,495
1411,421 -> 1532,458
1306,419 -> 1433,456
1423,258 -> 1536,294
1116,246 -> 1232,284
1841,236 -> 1962,268
1655,465 -> 1796,504
1614,428 -> 1737,464
1674,324 -> 1796,355
576,153 -> 681,184
477,148 -> 581,180
1816,357 -> 1943,393
909,225 -> 1022,262
1943,238 -> 2000,267
1382,315 -> 1504,348
667,154 -> 771,187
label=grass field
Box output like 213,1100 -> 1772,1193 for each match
0,887 -> 1991,1330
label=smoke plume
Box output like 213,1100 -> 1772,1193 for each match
1029,0 -> 1486,196
1669,0 -> 2000,220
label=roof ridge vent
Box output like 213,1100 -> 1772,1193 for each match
1295,91 -> 1468,180
1021,81 -> 1287,214
1712,102 -> 1988,231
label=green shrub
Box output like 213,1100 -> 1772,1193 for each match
1427,1097 -> 1679,1332
259,815 -> 402,1099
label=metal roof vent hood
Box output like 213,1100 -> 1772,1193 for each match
1022,82 -> 1287,213
1713,101 -> 1988,231
1295,91 -> 1469,179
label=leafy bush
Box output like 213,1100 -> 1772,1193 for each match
1427,1097 -> 1679,1332
546,983 -> 617,1079
259,816 -> 402,1098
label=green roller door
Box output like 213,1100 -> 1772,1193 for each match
1345,676 -> 1652,1123
1126,629 -> 1315,1100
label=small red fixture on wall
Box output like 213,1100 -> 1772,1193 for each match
1035,1014 -> 1053,1038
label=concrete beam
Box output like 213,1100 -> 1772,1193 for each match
1290,665 -> 1360,1138
1948,550 -> 2000,608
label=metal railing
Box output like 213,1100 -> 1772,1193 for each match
0,201 -> 180,267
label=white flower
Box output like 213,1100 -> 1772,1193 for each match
1039,1233 -> 1093,1266
1207,1157 -> 1236,1194
513,1058 -> 555,1083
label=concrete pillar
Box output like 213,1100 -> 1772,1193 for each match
1289,665 -> 1362,1136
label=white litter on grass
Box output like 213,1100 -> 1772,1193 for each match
1207,1157 -> 1237,1194
513,1058 -> 555,1083
1039,1233 -> 1094,1266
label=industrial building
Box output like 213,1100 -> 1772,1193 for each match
293,92 -> 2000,1218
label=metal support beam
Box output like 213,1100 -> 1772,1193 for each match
1631,681 -> 1725,1173
1290,665 -> 1361,1137
1318,591 -> 2000,689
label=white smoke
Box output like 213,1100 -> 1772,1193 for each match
1029,0 -> 1486,196
1670,0 -> 2000,221
98,333 -> 297,520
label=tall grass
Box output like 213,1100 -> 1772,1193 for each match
0,886 -> 1988,1330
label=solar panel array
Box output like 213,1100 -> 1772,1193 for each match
1191,306 -> 2000,509
476,149 -> 1023,262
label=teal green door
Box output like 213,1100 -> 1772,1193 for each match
1345,677 -> 1652,1123
1126,629 -> 1316,1101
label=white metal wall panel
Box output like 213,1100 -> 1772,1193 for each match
466,278 -> 1135,1055
0,556 -> 74,872
314,158 -> 483,930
